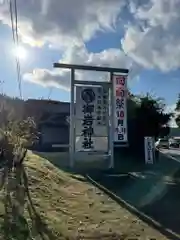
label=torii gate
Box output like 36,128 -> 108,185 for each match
53,63 -> 129,168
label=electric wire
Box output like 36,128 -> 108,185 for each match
9,0 -> 22,99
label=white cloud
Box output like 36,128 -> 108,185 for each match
165,104 -> 178,128
0,0 -> 125,48
121,0 -> 180,72
122,24 -> 180,71
23,68 -> 71,90
165,104 -> 176,114
134,0 -> 180,29
0,0 -> 141,90
23,44 -> 137,90
1,0 -> 180,91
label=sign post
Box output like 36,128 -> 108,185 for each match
144,137 -> 155,164
75,85 -> 109,153
70,68 -> 75,168
53,63 -> 129,168
113,74 -> 128,146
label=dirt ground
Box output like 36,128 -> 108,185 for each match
0,150 -> 178,239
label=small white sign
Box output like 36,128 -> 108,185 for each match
144,137 -> 155,164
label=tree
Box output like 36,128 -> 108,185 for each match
127,93 -> 173,157
0,96 -> 40,236
175,94 -> 180,128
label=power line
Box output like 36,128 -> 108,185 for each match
9,0 -> 15,43
14,0 -> 19,44
13,0 -> 22,100
9,0 -> 22,99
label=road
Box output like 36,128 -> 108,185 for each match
160,148 -> 180,162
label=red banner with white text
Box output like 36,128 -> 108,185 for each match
113,74 -> 128,142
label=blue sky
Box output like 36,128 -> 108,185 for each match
0,0 -> 179,111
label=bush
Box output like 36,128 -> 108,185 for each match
0,99 -> 39,165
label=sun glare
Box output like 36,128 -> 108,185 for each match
14,46 -> 27,60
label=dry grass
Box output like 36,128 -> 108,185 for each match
0,151 -> 170,239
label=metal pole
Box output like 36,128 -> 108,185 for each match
109,72 -> 114,168
70,68 -> 75,168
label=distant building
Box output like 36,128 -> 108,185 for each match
24,99 -> 70,150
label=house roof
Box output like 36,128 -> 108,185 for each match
24,99 -> 70,116
26,98 -> 69,104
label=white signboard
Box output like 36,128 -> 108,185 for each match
144,137 -> 155,164
113,75 -> 128,142
75,86 -> 109,152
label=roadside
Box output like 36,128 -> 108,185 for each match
160,148 -> 180,162
24,151 -> 171,240
88,151 -> 180,239
0,151 -> 171,239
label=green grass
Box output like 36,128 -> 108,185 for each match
0,151 -> 170,239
